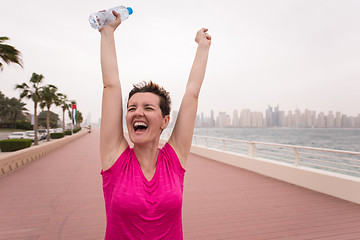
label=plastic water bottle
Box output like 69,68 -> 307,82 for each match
89,6 -> 133,29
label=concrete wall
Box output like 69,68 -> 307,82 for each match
0,130 -> 88,177
190,144 -> 360,204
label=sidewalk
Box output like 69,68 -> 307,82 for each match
1,128 -> 360,239
0,129 -> 105,240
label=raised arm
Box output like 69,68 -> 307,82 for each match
168,28 -> 211,168
99,12 -> 128,170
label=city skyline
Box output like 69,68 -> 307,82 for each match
172,105 -> 360,128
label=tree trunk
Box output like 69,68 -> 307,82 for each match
34,103 -> 38,145
46,108 -> 50,141
13,113 -> 17,129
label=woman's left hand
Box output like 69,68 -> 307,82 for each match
195,28 -> 212,47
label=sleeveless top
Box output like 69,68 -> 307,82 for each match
101,143 -> 186,240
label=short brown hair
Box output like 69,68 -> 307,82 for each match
128,81 -> 171,117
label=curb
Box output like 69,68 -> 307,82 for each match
0,130 -> 89,177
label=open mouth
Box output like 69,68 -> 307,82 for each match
133,122 -> 148,132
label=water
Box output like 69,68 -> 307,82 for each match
163,127 -> 360,177
191,128 -> 360,153
89,6 -> 132,29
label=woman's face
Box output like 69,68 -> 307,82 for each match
126,92 -> 169,145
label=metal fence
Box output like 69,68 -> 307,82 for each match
161,133 -> 360,178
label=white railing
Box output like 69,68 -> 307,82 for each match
161,133 -> 360,178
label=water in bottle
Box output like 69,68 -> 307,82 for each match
89,6 -> 133,29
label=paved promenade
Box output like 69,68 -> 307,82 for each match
1,129 -> 360,239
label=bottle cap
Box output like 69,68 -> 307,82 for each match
127,7 -> 133,15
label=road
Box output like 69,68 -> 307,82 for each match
0,132 -> 11,140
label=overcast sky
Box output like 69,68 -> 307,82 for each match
1,0 -> 359,124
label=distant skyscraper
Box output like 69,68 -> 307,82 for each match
286,111 -> 294,128
232,110 -> 239,126
335,112 -> 341,128
217,112 -> 231,127
266,105 -> 281,127
210,109 -> 215,127
280,111 -> 286,127
294,108 -> 301,127
240,109 -> 251,127
327,111 -> 335,128
317,112 -> 326,128
266,106 -> 273,127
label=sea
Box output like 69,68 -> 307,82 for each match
163,127 -> 360,177
190,127 -> 360,153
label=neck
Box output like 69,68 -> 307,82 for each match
133,141 -> 159,171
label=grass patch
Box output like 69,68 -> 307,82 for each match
0,129 -> 26,132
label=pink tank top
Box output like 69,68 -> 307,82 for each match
101,143 -> 186,240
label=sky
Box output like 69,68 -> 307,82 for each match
1,0 -> 360,125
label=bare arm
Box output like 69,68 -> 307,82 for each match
168,28 -> 211,168
99,12 -> 128,170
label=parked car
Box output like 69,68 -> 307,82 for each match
25,131 -> 42,142
8,132 -> 28,140
55,128 -> 64,133
37,129 -> 47,140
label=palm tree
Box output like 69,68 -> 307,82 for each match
8,98 -> 27,125
0,92 -> 10,122
39,84 -> 60,141
0,36 -> 23,71
76,110 -> 83,128
15,73 -> 44,145
58,93 -> 71,132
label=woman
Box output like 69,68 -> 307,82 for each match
99,11 -> 211,239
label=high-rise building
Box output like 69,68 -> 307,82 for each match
311,111 -> 317,127
232,110 -> 239,126
294,108 -> 301,127
286,111 -> 294,128
217,112 -> 231,127
335,112 -> 341,128
251,112 -> 264,128
327,111 -> 335,128
304,109 -> 313,127
274,105 -> 281,127
240,109 -> 250,127
266,106 -> 273,127
317,112 -> 326,128
210,109 -> 215,127
266,105 -> 281,127
280,111 -> 286,127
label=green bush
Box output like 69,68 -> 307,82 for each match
65,130 -> 72,135
50,132 -> 65,139
0,139 -> 32,152
16,120 -> 33,130
0,121 -> 33,130
73,127 -> 82,133
0,122 -> 16,129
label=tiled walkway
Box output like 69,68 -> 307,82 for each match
1,129 -> 359,239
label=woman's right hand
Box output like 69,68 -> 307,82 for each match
99,11 -> 122,33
